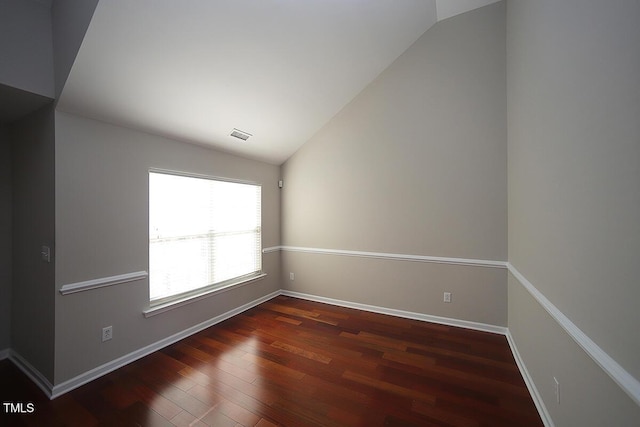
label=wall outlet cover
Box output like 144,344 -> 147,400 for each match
102,326 -> 113,342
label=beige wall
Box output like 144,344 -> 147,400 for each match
53,112 -> 281,383
3,5 -> 638,424
0,126 -> 11,350
507,0 -> 640,423
9,105 -> 56,382
283,251 -> 507,326
281,3 -> 507,325
508,276 -> 640,424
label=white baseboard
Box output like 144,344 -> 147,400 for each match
3,285 -> 555,427
506,331 -> 554,427
508,263 -> 640,408
8,350 -> 55,399
50,290 -> 280,399
283,289 -> 555,425
280,290 -> 508,335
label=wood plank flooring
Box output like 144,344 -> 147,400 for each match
0,296 -> 543,426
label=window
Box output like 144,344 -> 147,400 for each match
149,171 -> 261,304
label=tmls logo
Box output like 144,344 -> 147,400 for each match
3,402 -> 35,414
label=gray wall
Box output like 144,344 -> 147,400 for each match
0,0 -> 54,97
0,126 -> 11,350
507,0 -> 640,424
281,2 -> 507,326
51,0 -> 99,98
53,112 -> 281,383
9,105 -> 56,382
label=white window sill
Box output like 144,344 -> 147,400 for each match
143,272 -> 267,318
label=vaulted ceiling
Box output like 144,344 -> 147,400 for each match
57,0 -> 500,165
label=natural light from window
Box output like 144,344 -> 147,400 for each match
149,171 -> 262,303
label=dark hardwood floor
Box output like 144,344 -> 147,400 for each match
0,296 -> 543,426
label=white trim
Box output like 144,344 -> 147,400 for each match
143,273 -> 267,317
0,348 -> 10,361
271,245 -> 507,269
507,263 -> 640,407
59,271 -> 148,295
5,284 -> 553,427
262,246 -> 281,254
281,290 -> 508,335
51,290 -> 280,398
8,350 -> 55,399
506,331 -> 554,427
149,167 -> 261,187
284,290 -> 552,424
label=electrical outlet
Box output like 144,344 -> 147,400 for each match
443,292 -> 452,303
102,326 -> 113,342
553,377 -> 560,404
290,272 -> 295,281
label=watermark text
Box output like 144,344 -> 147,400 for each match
2,402 -> 35,414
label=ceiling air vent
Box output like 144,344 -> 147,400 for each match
229,128 -> 252,141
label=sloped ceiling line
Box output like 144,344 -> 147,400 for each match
58,0 -> 500,165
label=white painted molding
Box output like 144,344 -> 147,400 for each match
50,290 -> 280,398
271,245 -> 507,269
5,284 -> 552,427
59,271 -> 148,295
262,246 -> 280,254
506,331 -> 554,427
284,289 -> 551,424
9,350 -> 55,399
281,290 -> 508,335
507,263 -> 640,407
143,273 -> 267,318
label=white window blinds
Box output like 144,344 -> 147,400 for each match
149,171 -> 262,303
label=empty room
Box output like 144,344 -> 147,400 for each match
0,0 -> 638,426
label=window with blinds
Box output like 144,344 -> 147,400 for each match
149,171 -> 262,303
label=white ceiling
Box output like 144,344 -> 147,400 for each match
57,0 -> 499,165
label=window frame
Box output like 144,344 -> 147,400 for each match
147,168 -> 264,309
